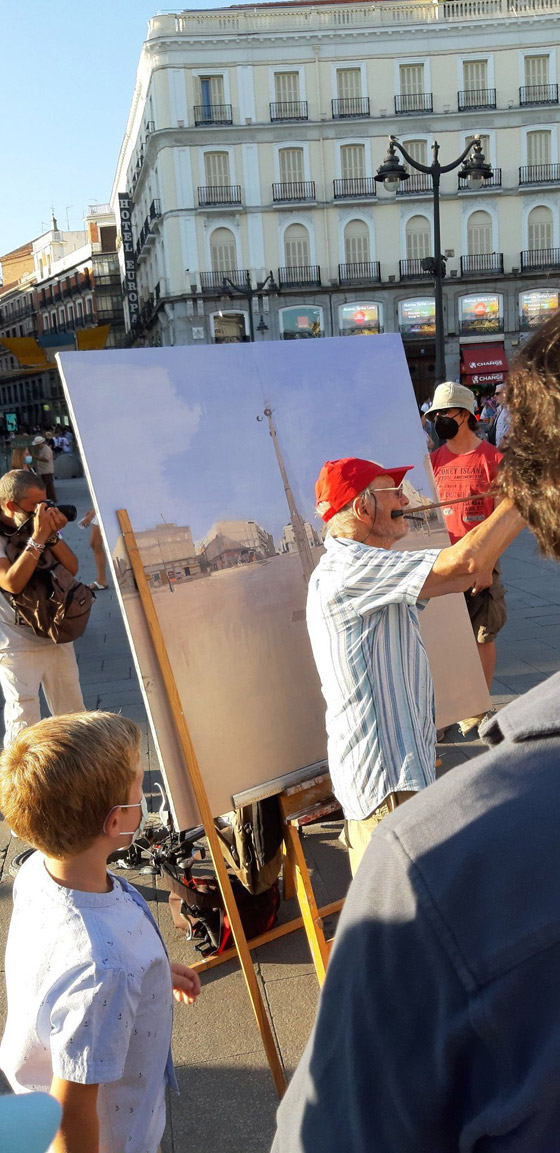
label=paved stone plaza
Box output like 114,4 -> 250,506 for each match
0,476 -> 559,1152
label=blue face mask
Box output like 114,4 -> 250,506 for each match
25,455 -> 32,464
103,794 -> 148,841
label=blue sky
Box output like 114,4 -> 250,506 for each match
0,0 -> 232,259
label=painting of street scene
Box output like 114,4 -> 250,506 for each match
58,336 -> 488,823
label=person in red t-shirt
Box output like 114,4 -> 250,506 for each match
426,382 -> 505,734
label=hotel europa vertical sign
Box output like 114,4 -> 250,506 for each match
118,193 -> 139,331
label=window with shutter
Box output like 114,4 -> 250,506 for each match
525,55 -> 549,87
274,72 -> 299,102
204,152 -> 231,185
340,145 -> 366,179
337,69 -> 361,99
404,139 -> 428,165
210,227 -> 237,271
528,206 -> 553,250
527,131 -> 551,166
344,220 -> 370,264
463,60 -> 488,91
284,224 -> 310,267
467,211 -> 492,255
200,76 -> 224,106
279,148 -> 304,183
400,64 -> 424,95
406,215 -> 430,260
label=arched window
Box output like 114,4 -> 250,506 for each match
344,219 -> 370,265
528,205 -> 553,250
406,215 -> 430,260
210,227 -> 237,272
467,210 -> 492,256
284,223 -> 310,267
204,151 -> 230,186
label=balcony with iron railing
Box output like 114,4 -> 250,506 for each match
519,84 -> 558,106
200,269 -> 250,293
333,177 -> 376,199
338,261 -> 381,285
457,88 -> 496,111
198,184 -> 242,206
519,164 -> 560,185
460,252 -> 504,276
278,265 -> 321,288
395,92 -> 433,114
521,248 -> 560,271
458,168 -> 502,190
193,103 -> 233,126
399,259 -> 432,280
272,181 -> 315,202
270,100 -> 308,121
397,173 -> 433,195
331,97 -> 370,119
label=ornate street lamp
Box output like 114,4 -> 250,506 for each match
221,270 -> 279,343
375,135 -> 493,384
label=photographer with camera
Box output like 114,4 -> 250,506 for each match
0,471 -> 84,747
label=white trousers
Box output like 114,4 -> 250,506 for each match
0,644 -> 85,747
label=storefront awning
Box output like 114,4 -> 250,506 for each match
461,343 -> 508,388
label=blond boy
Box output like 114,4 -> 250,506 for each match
0,711 -> 201,1153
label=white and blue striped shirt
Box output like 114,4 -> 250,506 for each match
307,536 -> 441,820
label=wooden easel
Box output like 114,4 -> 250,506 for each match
118,511 -> 345,1096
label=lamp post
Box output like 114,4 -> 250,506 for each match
375,135 -> 493,385
221,270 -> 279,343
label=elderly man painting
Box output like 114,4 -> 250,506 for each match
306,456 -> 523,875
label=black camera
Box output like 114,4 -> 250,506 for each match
44,500 -> 77,522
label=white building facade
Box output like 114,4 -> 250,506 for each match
111,0 -> 560,401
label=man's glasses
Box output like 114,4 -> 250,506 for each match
366,484 -> 404,499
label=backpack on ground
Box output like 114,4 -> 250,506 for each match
0,522 -> 94,644
214,796 -> 284,895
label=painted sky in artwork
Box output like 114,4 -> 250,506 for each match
58,335 -> 432,547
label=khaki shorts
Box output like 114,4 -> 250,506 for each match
343,791 -> 416,877
465,564 -> 507,644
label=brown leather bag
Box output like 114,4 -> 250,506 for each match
0,524 -> 94,644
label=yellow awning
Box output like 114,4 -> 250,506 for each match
0,337 -> 49,367
75,324 -> 111,351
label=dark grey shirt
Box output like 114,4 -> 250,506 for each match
272,671 -> 560,1153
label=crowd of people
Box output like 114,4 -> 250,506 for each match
0,312 -> 559,1152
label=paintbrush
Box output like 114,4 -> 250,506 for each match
391,490 -> 495,519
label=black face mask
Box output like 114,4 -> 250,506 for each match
434,414 -> 460,441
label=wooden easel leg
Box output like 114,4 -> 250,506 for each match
283,822 -> 330,985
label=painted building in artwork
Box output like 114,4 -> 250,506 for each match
280,521 -> 321,552
0,207 -> 126,433
111,0 -> 560,402
200,518 -> 276,568
135,522 -> 203,587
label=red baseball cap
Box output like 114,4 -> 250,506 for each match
315,458 -> 413,522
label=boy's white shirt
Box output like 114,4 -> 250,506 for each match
0,850 -> 177,1153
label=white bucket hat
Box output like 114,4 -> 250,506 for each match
424,382 -> 476,418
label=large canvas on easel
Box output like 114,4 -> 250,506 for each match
58,337 -> 489,827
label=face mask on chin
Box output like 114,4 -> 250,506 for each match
434,414 -> 460,441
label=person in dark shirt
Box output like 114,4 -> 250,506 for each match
271,308 -> 560,1153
